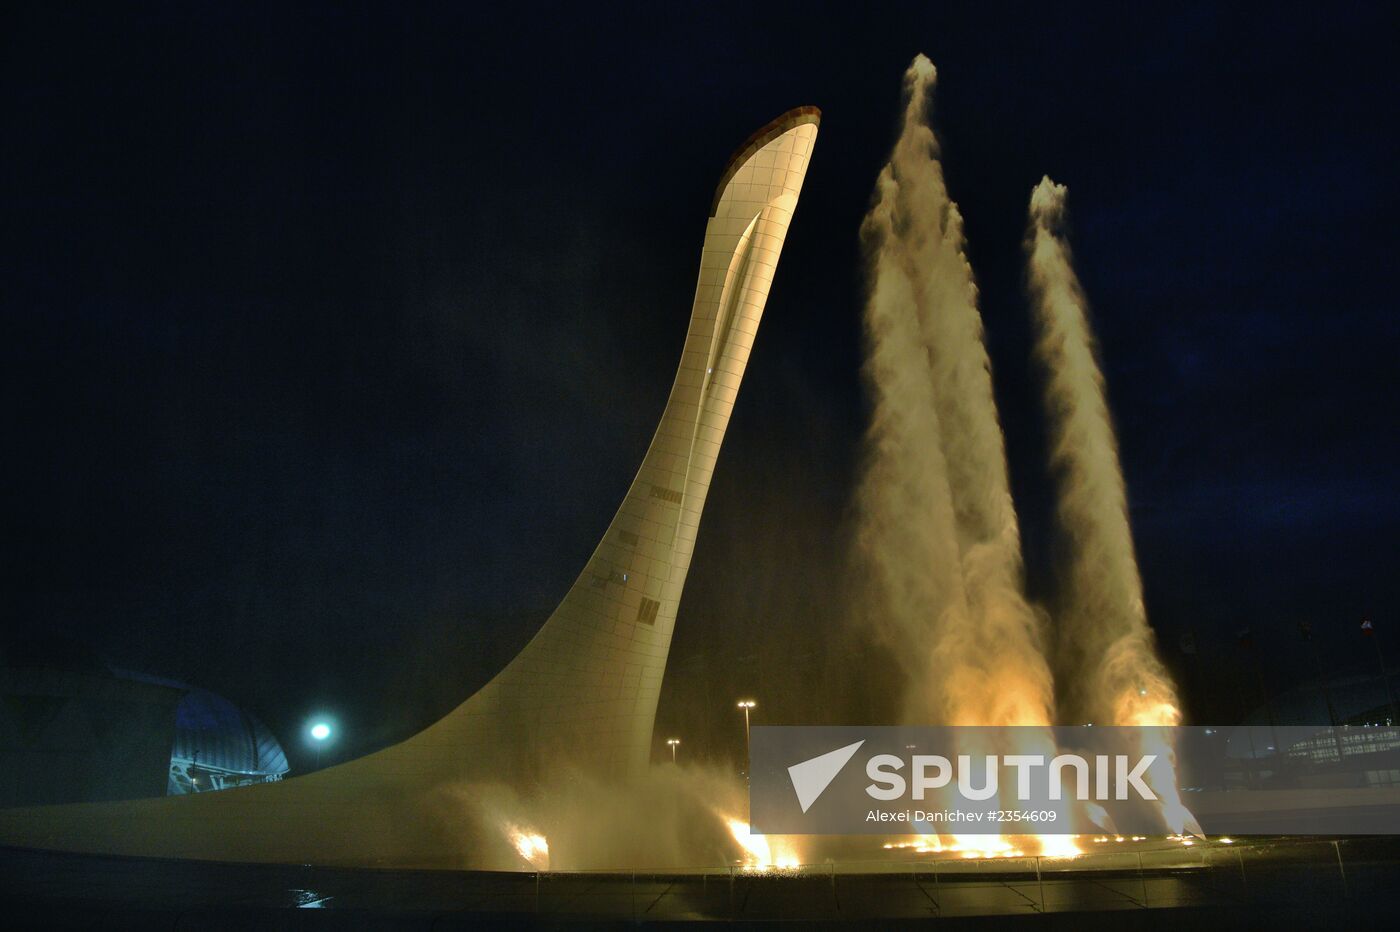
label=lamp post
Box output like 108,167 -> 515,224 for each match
736,700 -> 756,777
309,721 -> 332,769
1363,618 -> 1398,726
667,737 -> 680,764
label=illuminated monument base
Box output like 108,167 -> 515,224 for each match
0,107 -> 820,868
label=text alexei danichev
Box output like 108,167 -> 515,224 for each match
866,809 -> 1059,823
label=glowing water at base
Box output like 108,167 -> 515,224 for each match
724,817 -> 801,872
506,823 -> 550,870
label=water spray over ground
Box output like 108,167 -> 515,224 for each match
854,54 -> 1080,857
1025,177 -> 1198,834
1025,178 -> 1178,729
858,54 -> 1055,732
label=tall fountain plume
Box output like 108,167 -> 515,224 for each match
857,55 -> 1054,730
1025,177 -> 1199,834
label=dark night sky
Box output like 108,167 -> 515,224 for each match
4,2 -> 1397,773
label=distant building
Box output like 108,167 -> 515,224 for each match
0,666 -> 182,807
0,633 -> 287,807
1224,673 -> 1400,788
115,671 -> 289,795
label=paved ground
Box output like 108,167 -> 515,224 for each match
3,838 -> 1397,927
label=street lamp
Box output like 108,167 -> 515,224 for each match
667,737 -> 680,764
308,719 -> 333,769
737,699 -> 756,736
736,700 -> 756,775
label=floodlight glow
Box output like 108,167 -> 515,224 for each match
310,722 -> 331,741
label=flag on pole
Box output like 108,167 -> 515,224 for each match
1236,628 -> 1254,649
1362,618 -> 1375,637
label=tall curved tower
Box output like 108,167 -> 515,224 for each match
434,105 -> 822,783
0,107 -> 820,866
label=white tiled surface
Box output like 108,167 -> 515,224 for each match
406,118 -> 820,779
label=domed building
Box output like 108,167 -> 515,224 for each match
115,672 -> 289,795
0,632 -> 288,807
0,645 -> 182,807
